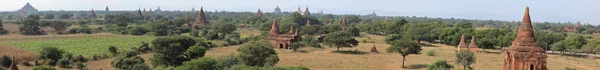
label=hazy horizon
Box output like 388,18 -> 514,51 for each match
0,0 -> 598,25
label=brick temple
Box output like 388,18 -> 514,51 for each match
267,20 -> 299,49
503,6 -> 547,70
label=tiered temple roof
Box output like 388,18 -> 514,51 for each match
504,7 -> 547,70
256,9 -> 263,17
305,20 -> 311,26
194,7 -> 209,28
303,7 -> 310,15
457,34 -> 468,51
468,36 -> 480,52
88,9 -> 96,18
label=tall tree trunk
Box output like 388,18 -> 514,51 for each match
402,56 -> 406,68
464,66 -> 467,70
337,46 -> 340,51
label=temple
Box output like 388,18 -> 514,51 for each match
137,8 -> 143,17
17,3 -> 38,16
268,20 -> 300,49
305,20 -> 311,26
456,34 -> 469,51
105,6 -> 109,12
8,57 -> 18,70
88,9 -> 97,18
468,36 -> 480,52
340,17 -> 347,31
296,6 -> 303,15
256,9 -> 263,17
562,21 -> 580,33
274,6 -> 282,14
303,7 -> 311,15
194,7 -> 209,29
503,6 -> 547,70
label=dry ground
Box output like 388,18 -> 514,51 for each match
204,33 -> 599,70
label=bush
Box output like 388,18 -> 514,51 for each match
56,57 -> 72,68
0,55 -> 11,68
68,27 -> 93,34
190,29 -> 200,37
76,62 -> 86,70
427,50 -> 436,56
74,55 -> 87,62
32,66 -> 57,70
109,45 -> 118,56
38,47 -> 64,61
112,56 -> 149,70
290,42 -> 306,51
237,41 -> 279,67
184,45 -> 207,59
217,54 -> 239,69
175,57 -> 221,70
128,26 -> 149,35
427,60 -> 454,70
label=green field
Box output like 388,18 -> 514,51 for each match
2,35 -> 156,56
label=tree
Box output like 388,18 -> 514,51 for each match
150,36 -> 197,66
59,14 -> 71,19
175,57 -> 221,70
0,55 -> 11,68
384,34 -> 403,44
0,20 -> 8,35
300,25 -> 321,36
38,47 -> 64,61
184,45 -> 207,59
426,60 -> 454,70
323,32 -> 359,51
44,14 -> 55,19
237,41 -> 279,67
112,55 -> 149,70
456,50 -> 475,69
210,23 -> 237,34
551,35 -> 586,52
535,31 -> 566,50
48,21 -> 69,33
20,15 -> 46,35
108,45 -> 118,56
386,39 -> 422,68
384,18 -> 407,34
289,42 -> 306,51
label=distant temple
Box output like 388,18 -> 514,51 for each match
274,6 -> 282,14
340,17 -> 347,31
296,6 -> 303,15
305,20 -> 311,26
105,6 -> 109,12
503,6 -> 547,70
191,8 -> 196,12
303,7 -> 310,15
370,11 -> 377,18
194,7 -> 209,29
17,3 -> 38,16
268,20 -> 299,49
137,8 -> 143,17
256,9 -> 263,17
562,21 -> 580,33
88,9 -> 97,18
155,6 -> 162,12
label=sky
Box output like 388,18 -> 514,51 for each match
0,0 -> 598,25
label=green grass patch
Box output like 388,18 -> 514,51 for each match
3,36 -> 156,56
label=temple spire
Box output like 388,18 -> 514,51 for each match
8,56 -> 18,70
518,6 -> 535,39
269,20 -> 279,35
256,8 -> 263,17
194,7 -> 209,28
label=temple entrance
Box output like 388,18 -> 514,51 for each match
279,43 -> 284,48
530,65 -> 534,70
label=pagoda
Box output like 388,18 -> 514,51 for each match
503,6 -> 547,70
303,7 -> 310,15
468,36 -> 480,52
456,34 -> 468,51
194,7 -> 209,29
256,9 -> 263,17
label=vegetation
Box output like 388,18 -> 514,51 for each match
386,39 -> 422,68
175,57 -> 220,70
426,60 -> 454,70
112,51 -> 149,70
456,50 -> 476,70
323,32 -> 359,51
237,41 -> 279,67
0,56 -> 11,68
20,15 -> 46,35
32,66 -> 57,70
5,36 -> 155,56
150,36 -> 197,66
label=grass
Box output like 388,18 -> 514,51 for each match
2,34 -> 156,56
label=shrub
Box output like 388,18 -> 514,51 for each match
0,55 -> 11,68
56,57 -> 72,68
175,57 -> 221,70
290,42 -> 306,51
74,55 -> 87,62
184,45 -> 207,59
237,41 -> 279,66
427,50 -> 436,56
32,65 -> 57,70
427,60 -> 453,70
112,56 -> 149,70
38,47 -> 64,61
108,45 -> 118,56
128,26 -> 149,35
217,54 -> 239,69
